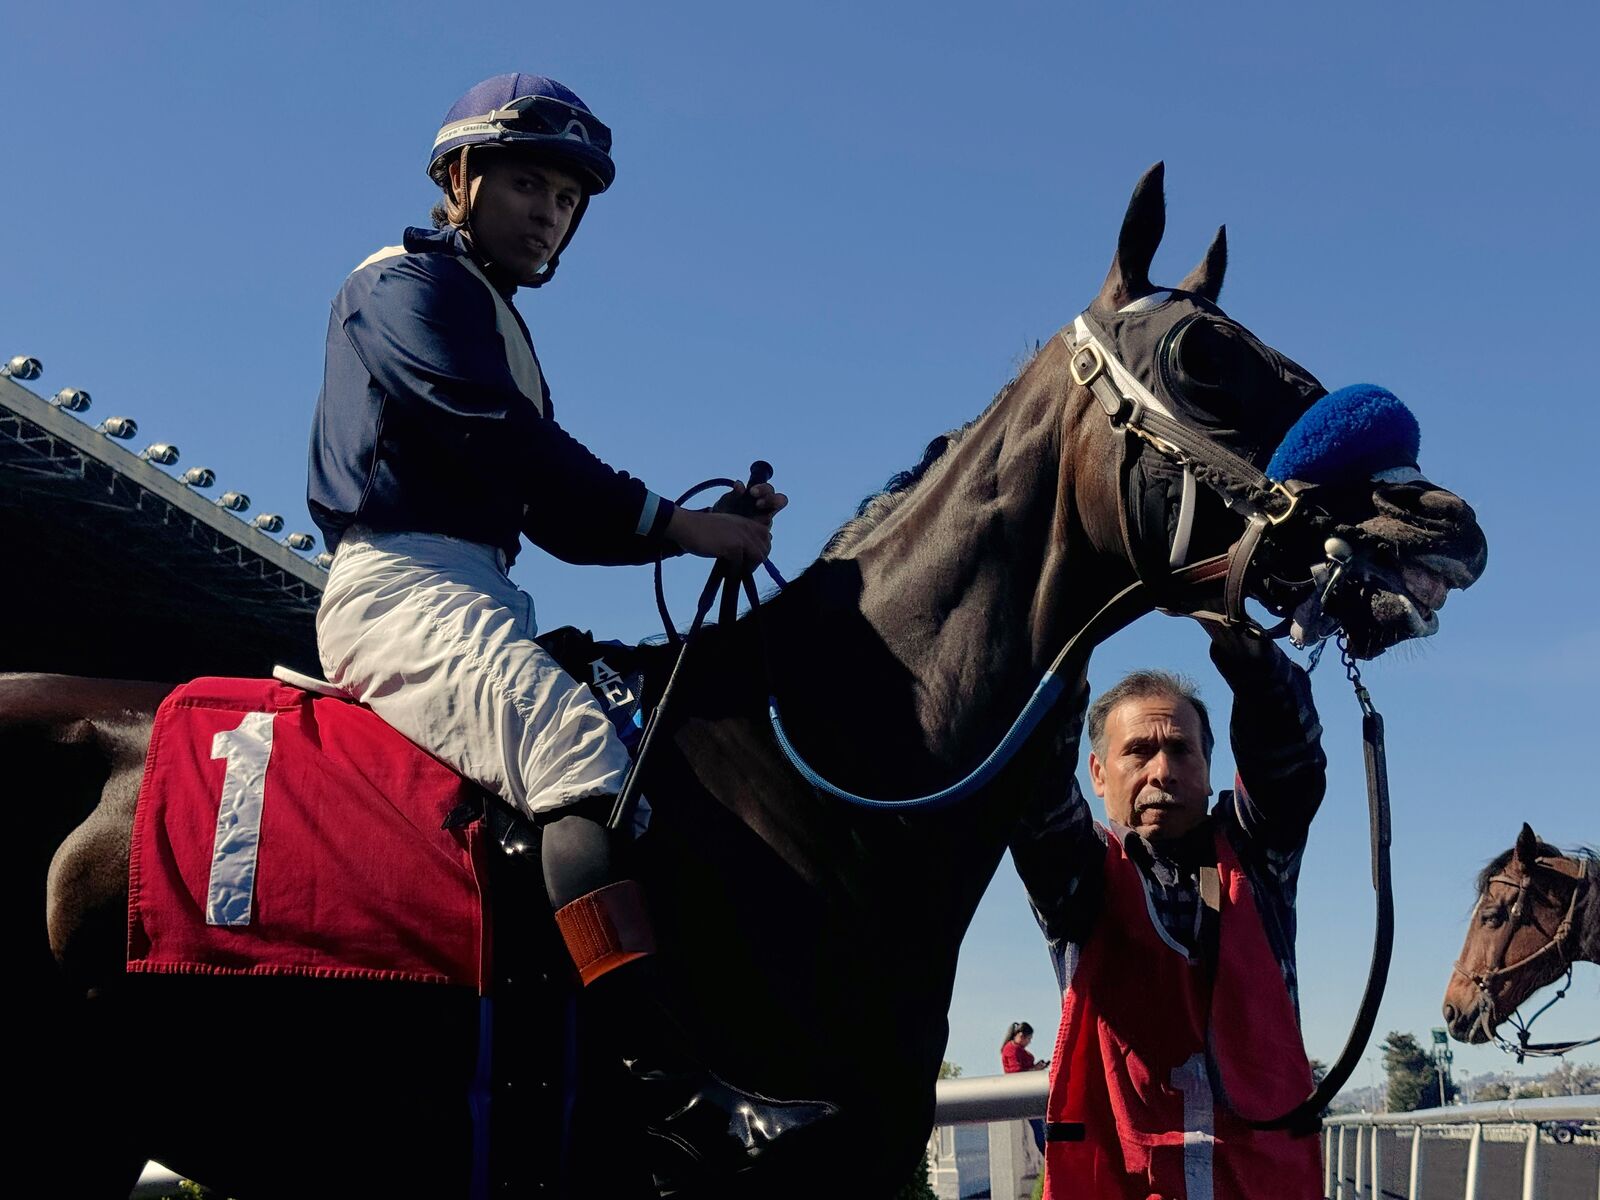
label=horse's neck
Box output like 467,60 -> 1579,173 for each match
802,374 -> 1107,769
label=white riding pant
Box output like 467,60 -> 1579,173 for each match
316,528 -> 633,817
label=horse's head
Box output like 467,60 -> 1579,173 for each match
1061,164 -> 1487,659
1442,823 -> 1595,1045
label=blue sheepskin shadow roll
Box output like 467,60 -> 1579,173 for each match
1266,385 -> 1420,484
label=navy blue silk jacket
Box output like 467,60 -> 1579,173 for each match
307,226 -> 674,565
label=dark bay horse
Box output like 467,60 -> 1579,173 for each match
1443,824 -> 1599,1056
12,166 -> 1488,1198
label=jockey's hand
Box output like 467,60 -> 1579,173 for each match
713,480 -> 789,526
667,506 -> 773,573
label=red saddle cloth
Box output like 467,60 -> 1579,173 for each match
127,677 -> 489,989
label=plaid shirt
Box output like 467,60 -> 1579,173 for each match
1010,632 -> 1325,1016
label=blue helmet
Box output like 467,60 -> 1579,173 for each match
428,73 -> 615,194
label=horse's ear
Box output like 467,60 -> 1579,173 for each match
1514,822 -> 1541,866
1177,225 -> 1227,303
1095,161 -> 1166,311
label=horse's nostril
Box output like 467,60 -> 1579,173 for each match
1442,1003 -> 1458,1024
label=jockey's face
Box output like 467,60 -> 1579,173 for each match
455,151 -> 582,284
1089,694 -> 1212,843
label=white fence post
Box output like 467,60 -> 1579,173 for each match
1464,1122 -> 1483,1200
1354,1121 -> 1366,1198
1369,1125 -> 1382,1199
1325,1126 -> 1335,1198
1520,1121 -> 1539,1200
1407,1125 -> 1423,1200
1336,1123 -> 1347,1199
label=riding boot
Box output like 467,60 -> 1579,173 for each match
553,877 -> 837,1193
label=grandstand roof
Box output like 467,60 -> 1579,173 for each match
0,374 -> 323,681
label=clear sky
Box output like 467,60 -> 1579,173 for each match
6,1 -> 1595,1092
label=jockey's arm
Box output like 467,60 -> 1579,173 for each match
343,256 -> 679,565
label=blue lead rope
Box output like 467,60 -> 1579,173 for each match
643,465 -> 1147,817
767,675 -> 1068,811
761,577 -> 1152,812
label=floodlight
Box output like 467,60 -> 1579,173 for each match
285,532 -> 316,551
252,513 -> 284,533
140,443 -> 180,466
182,466 -> 216,488
96,416 -> 138,440
216,491 -> 251,512
2,356 -> 42,380
314,553 -> 333,569
49,387 -> 91,412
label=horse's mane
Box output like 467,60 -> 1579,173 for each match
820,345 -> 1047,558
1476,844 -> 1599,895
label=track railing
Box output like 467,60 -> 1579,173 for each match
1322,1095 -> 1599,1200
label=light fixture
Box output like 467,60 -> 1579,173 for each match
252,513 -> 284,533
314,553 -> 333,569
140,443 -> 180,466
182,466 -> 216,488
49,387 -> 91,412
96,416 -> 138,440
216,491 -> 250,512
1,356 -> 42,380
285,532 -> 316,551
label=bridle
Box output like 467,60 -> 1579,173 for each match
1451,855 -> 1597,1063
1060,310 -> 1317,630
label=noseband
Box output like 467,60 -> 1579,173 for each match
1452,855 -> 1597,1062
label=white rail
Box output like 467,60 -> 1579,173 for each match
1323,1095 -> 1599,1200
933,1071 -> 1048,1124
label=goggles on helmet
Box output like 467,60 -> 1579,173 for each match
431,95 -> 612,176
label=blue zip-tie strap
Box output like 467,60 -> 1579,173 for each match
767,673 -> 1068,811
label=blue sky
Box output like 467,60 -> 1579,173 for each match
6,1 -> 1595,1091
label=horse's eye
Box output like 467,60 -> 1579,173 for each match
1480,909 -> 1506,928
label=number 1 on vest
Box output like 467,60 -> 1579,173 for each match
205,712 -> 277,927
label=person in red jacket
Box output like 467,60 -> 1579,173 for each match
1010,623 -> 1327,1199
1001,1022 -> 1049,1153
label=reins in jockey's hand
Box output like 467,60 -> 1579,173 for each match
608,462 -> 782,833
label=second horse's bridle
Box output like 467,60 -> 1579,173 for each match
1452,854 -> 1597,1063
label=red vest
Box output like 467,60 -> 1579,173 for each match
1043,828 -> 1322,1200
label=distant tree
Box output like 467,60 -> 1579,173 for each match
1382,1031 -> 1457,1111
892,1153 -> 938,1200
1474,1080 -> 1512,1101
1543,1060 -> 1600,1096
1514,1084 -> 1545,1100
892,1062 -> 966,1200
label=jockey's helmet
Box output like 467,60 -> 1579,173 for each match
428,74 -> 615,195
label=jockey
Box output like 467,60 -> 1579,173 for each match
306,72 -> 832,1188
1010,624 -> 1327,1199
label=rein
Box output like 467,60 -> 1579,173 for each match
1451,856 -> 1598,1063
